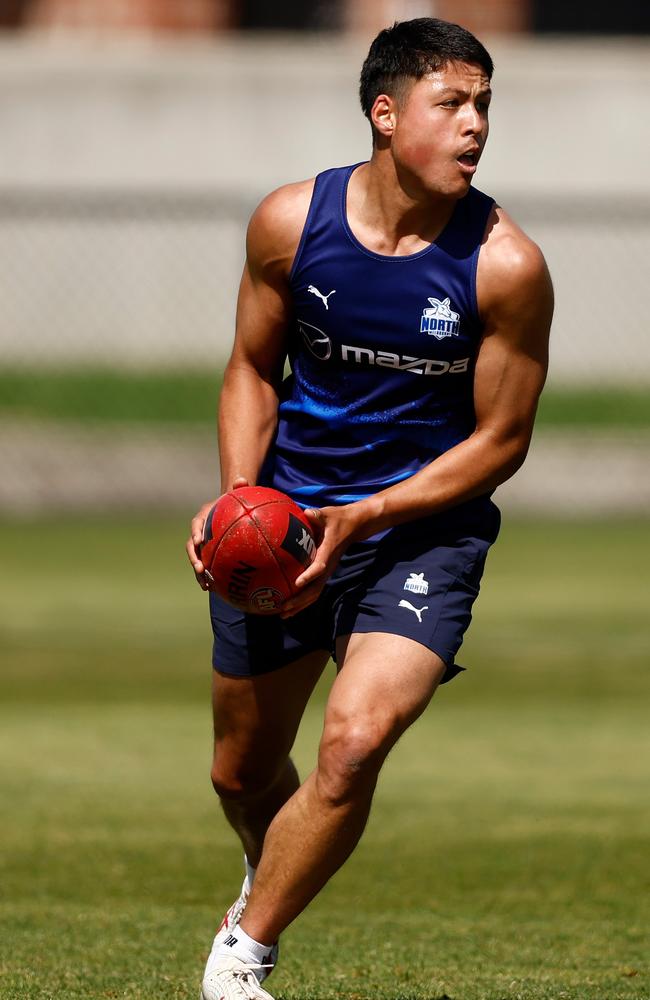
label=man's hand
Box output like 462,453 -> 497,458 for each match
280,503 -> 366,617
185,477 -> 249,590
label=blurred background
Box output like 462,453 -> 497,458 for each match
0,0 -> 648,513
1,5 -> 649,1000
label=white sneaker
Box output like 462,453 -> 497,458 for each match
204,878 -> 279,984
201,957 -> 275,1000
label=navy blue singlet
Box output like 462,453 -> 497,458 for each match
261,162 -> 495,519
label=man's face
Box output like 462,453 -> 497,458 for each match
387,61 -> 491,198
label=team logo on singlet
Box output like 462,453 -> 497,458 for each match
420,297 -> 460,339
403,572 -> 429,596
298,320 -> 332,360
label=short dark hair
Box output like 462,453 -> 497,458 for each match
359,17 -> 494,129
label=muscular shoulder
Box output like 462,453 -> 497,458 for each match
477,205 -> 554,330
246,178 -> 315,282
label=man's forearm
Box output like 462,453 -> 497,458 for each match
350,426 -> 529,540
218,361 -> 280,492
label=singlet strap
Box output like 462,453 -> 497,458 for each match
290,165 -> 363,282
437,186 -> 495,261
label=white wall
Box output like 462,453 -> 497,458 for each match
1,33 -> 649,380
2,34 -> 649,196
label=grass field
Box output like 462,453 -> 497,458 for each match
1,368 -> 650,429
1,516 -> 648,1000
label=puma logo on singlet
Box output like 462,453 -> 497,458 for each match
398,599 -> 429,623
308,285 -> 336,310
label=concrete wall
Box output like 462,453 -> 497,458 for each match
2,34 -> 648,197
1,33 -> 649,380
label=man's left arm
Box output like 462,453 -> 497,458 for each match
283,213 -> 553,614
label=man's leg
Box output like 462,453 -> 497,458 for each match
210,649 -> 330,866
238,632 -> 447,944
202,649 -> 330,993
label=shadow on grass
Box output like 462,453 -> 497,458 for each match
278,995 -> 459,1000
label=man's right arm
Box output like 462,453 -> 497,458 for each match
186,179 -> 314,585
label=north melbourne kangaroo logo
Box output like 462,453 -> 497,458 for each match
403,572 -> 429,596
308,285 -> 336,310
398,599 -> 429,623
421,297 -> 460,339
298,320 -> 332,361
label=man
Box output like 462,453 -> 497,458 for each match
186,17 -> 553,1000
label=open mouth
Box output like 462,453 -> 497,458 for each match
457,151 -> 478,170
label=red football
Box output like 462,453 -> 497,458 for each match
200,486 -> 317,615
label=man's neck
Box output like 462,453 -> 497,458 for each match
346,154 -> 459,257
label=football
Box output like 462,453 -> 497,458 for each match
200,486 -> 318,614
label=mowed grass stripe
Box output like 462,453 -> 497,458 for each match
1,517 -> 648,704
0,516 -> 648,998
1,701 -> 647,1000
1,368 -> 650,428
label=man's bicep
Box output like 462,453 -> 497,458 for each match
474,244 -> 553,439
473,326 -> 547,440
230,260 -> 291,380
227,188 -> 307,379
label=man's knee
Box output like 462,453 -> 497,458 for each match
210,747 -> 287,802
316,713 -> 394,807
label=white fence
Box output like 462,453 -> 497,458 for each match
1,33 -> 648,513
0,189 -> 649,383
1,34 -> 649,382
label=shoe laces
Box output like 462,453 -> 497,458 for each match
230,963 -> 273,998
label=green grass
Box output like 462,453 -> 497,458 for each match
1,368 -> 649,429
0,369 -> 224,425
1,516 -> 649,999
536,387 -> 650,430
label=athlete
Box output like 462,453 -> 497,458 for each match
186,17 -> 553,1000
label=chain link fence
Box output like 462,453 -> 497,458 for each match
1,188 -> 649,378
1,187 -> 649,513
0,189 -> 249,369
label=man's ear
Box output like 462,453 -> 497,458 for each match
371,93 -> 397,137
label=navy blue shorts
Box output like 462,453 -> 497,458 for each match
209,501 -> 500,683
